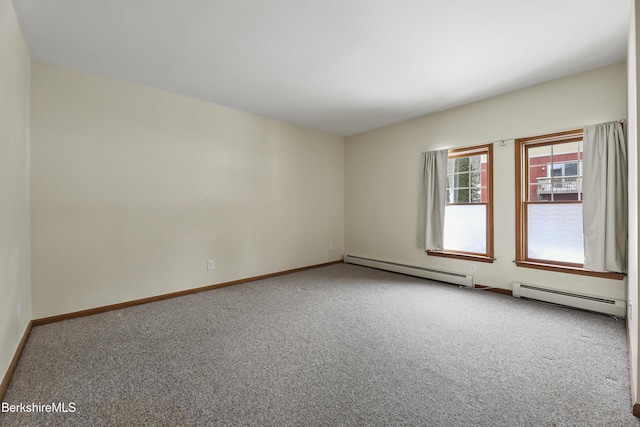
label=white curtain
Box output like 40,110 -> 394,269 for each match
582,121 -> 627,273
417,149 -> 448,250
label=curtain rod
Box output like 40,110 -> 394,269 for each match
436,119 -> 626,152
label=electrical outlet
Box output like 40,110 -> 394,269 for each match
17,301 -> 21,319
469,263 -> 476,273
328,243 -> 333,251
207,260 -> 215,270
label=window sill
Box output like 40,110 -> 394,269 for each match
515,260 -> 625,280
426,251 -> 494,263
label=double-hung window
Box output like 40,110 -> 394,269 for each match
515,129 -> 622,279
428,144 -> 494,262
517,130 -> 583,265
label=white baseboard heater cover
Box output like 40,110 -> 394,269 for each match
343,254 -> 473,287
512,282 -> 626,317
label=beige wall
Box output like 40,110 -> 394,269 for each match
628,0 -> 640,406
0,0 -> 31,382
30,61 -> 344,319
345,62 -> 627,301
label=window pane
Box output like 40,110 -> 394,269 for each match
527,145 -> 552,202
470,171 -> 481,187
469,155 -> 482,172
454,188 -> 469,203
454,172 -> 469,188
470,172 -> 482,202
454,157 -> 470,172
444,204 -> 486,253
552,164 -> 562,176
527,203 -> 584,264
470,187 -> 482,202
554,141 -> 582,159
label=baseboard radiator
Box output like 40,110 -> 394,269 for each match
512,282 -> 626,317
343,255 -> 473,287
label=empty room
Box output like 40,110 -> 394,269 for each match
3,0 -> 640,425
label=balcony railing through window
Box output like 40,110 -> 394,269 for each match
536,176 -> 582,196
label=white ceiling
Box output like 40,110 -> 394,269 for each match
12,0 -> 631,136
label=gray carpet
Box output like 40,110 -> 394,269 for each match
1,263 -> 639,426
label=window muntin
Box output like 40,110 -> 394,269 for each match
429,144 -> 493,262
528,141 -> 583,203
446,154 -> 487,203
